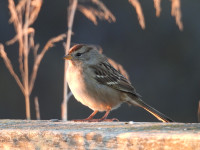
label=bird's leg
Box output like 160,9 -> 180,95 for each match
73,109 -> 119,122
99,109 -> 110,121
73,110 -> 98,122
85,110 -> 98,120
98,109 -> 119,122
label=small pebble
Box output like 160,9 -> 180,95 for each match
125,121 -> 134,124
128,121 -> 134,124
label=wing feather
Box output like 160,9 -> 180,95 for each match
90,61 -> 140,97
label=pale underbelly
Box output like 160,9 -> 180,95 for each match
71,84 -> 122,111
68,77 -> 122,111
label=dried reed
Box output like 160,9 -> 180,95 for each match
77,0 -> 116,25
34,96 -> 40,120
154,0 -> 161,17
128,0 -> 183,30
153,0 -> 183,30
171,0 -> 183,31
1,0 -> 65,119
62,0 -> 78,121
129,0 -> 145,29
1,0 -> 184,121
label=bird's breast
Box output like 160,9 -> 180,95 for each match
67,64 -> 122,111
67,65 -> 95,108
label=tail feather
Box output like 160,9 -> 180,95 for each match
127,94 -> 174,122
140,101 -> 174,122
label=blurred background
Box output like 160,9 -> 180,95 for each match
0,0 -> 200,122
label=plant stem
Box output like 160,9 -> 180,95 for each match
62,0 -> 77,121
25,93 -> 31,120
34,97 -> 40,120
24,0 -> 31,119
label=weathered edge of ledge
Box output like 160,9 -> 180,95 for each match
0,120 -> 199,149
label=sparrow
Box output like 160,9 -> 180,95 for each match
64,44 -> 174,122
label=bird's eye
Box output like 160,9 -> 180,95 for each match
76,53 -> 82,57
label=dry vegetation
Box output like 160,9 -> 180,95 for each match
78,0 -> 116,25
171,0 -> 183,31
0,0 -> 66,119
129,0 -> 145,29
154,0 -> 161,17
1,0 -> 183,120
76,0 -> 183,30
62,0 -> 78,121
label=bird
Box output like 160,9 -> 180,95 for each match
64,44 -> 174,122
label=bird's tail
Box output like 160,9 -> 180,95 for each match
127,94 -> 174,122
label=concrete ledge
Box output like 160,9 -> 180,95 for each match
0,120 -> 199,149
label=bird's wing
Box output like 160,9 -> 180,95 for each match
90,61 -> 174,123
90,61 -> 140,97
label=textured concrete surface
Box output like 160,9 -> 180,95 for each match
0,120 -> 199,149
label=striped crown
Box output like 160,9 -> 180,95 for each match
68,44 -> 85,54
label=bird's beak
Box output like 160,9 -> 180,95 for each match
63,54 -> 73,60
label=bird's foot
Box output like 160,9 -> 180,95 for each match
72,119 -> 91,122
97,118 -> 119,122
72,118 -> 119,122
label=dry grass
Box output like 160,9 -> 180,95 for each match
78,0 -> 116,25
171,0 -> 183,31
0,44 -> 24,92
153,0 -> 183,30
129,0 -> 145,29
29,33 -> 66,94
34,96 -> 40,120
91,0 -> 116,23
0,0 -> 65,119
62,0 -> 78,121
128,0 -> 183,30
1,0 -> 184,120
154,0 -> 161,17
78,5 -> 98,25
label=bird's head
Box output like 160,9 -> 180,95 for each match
64,44 -> 104,65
